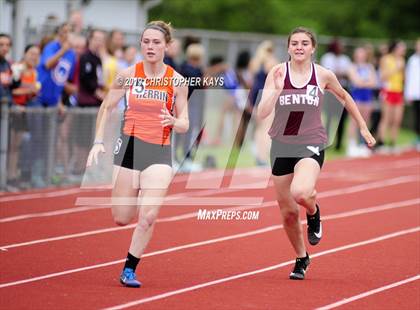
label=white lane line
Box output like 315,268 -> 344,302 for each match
0,226 -> 280,289
75,174 -> 419,206
0,188 -> 85,203
0,180 -> 267,223
0,157 -> 417,204
0,206 -> 108,223
1,173 -> 418,224
0,168 -> 264,203
318,175 -> 419,198
74,181 -> 268,206
0,200 -> 418,288
74,196 -> 265,206
0,187 -> 418,251
102,227 -> 420,310
315,275 -> 420,310
319,158 -> 420,179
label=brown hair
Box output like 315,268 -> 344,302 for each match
141,20 -> 173,43
287,27 -> 317,48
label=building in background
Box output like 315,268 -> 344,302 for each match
0,0 -> 161,59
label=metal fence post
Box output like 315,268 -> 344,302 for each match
0,96 -> 9,190
45,108 -> 57,185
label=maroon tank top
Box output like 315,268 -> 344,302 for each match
268,62 -> 328,145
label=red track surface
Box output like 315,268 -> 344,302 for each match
0,151 -> 419,309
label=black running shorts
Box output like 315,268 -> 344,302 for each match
113,134 -> 172,171
270,139 -> 325,176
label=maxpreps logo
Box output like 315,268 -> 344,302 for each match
278,85 -> 320,107
197,209 -> 260,221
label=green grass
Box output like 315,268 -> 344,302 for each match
194,143 -> 255,169
191,89 -> 418,169
325,127 -> 417,161
192,127 -> 417,169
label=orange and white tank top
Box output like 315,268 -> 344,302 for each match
12,64 -> 37,106
123,62 -> 175,145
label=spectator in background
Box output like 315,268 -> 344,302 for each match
72,29 -> 105,174
113,45 -> 140,112
206,56 -> 243,147
320,38 -> 351,151
11,45 -> 40,104
249,40 -> 277,166
34,22 -> 76,187
119,45 -> 139,68
40,14 -> 60,38
58,34 -> 86,178
233,50 -> 253,149
69,10 -> 84,35
62,34 -> 86,108
183,36 -> 201,52
163,38 -> 180,71
177,43 -> 205,171
37,22 -> 76,108
0,33 -> 13,104
369,43 -> 389,136
54,32 -> 81,181
346,46 -> 377,157
1,33 -> 15,189
38,14 -> 60,52
8,45 -> 40,188
78,29 -> 106,107
109,29 -> 125,62
377,40 -> 406,152
404,38 -> 420,149
364,43 -> 376,67
39,34 -> 55,53
103,29 -> 126,91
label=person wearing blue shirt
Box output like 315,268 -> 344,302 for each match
29,23 -> 76,187
37,23 -> 76,107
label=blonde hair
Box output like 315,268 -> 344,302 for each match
186,43 -> 204,61
142,20 -> 173,43
249,40 -> 274,73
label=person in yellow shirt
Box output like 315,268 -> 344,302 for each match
377,41 -> 406,150
103,29 -> 126,91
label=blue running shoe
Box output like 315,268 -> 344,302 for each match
120,268 -> 141,288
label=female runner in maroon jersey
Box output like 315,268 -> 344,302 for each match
257,27 -> 376,280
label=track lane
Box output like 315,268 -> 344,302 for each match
0,199 -> 418,309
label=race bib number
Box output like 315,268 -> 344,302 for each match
131,78 -> 146,96
306,85 -> 318,100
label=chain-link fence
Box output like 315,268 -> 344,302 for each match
1,26 -> 416,191
0,100 -> 105,190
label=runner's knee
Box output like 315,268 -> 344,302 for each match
282,209 -> 300,226
112,209 -> 136,226
138,210 -> 158,231
290,186 -> 315,206
113,215 -> 132,226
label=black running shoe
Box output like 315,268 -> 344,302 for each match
289,253 -> 310,280
307,204 -> 322,245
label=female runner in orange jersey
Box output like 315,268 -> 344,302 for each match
87,21 -> 188,287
